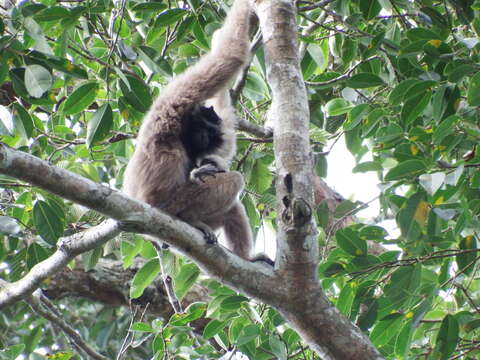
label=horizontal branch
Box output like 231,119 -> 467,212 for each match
0,143 -> 278,308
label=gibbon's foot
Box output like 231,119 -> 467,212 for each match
190,163 -> 225,183
189,220 -> 217,245
251,253 -> 274,266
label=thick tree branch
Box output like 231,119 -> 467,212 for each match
254,1 -> 383,358
0,143 -> 279,309
0,220 -> 120,308
255,0 -> 317,272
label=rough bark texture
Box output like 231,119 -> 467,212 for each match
254,0 -> 384,358
0,0 -> 385,357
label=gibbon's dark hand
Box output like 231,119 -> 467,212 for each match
190,163 -> 225,183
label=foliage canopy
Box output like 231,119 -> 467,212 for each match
0,0 -> 480,359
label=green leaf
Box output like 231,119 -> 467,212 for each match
0,105 -> 14,136
384,264 -> 422,310
220,295 -> 249,311
155,8 -> 186,27
370,313 -> 403,347
394,320 -> 413,358
389,79 -> 419,104
13,104 -> 34,138
400,91 -> 432,124
269,335 -> 287,360
384,160 -> 428,181
236,324 -> 260,346
34,6 -> 71,22
130,258 -> 160,299
325,98 -> 353,116
336,282 -> 356,317
467,71 -> 480,106
2,344 -> 26,358
174,263 -> 200,300
346,73 -> 384,88
434,315 -> 459,359
456,236 -> 477,275
86,103 -> 113,148
433,115 -> 459,144
63,82 -> 98,115
203,319 -> 226,339
335,227 -> 367,256
360,0 -> 381,20
344,104 -> 370,131
407,28 -> 442,41
119,75 -> 152,113
131,2 -> 167,12
24,65 -> 52,98
131,322 -> 154,332
33,200 -> 64,245
353,161 -> 382,173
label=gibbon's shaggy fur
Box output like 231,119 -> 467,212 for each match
123,0 -> 253,259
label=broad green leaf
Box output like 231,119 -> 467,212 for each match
448,64 -> 476,83
397,192 -> 429,240
384,264 -> 422,310
336,282 -> 356,317
119,75 -> 152,113
130,258 -> 160,299
203,319 -> 226,339
433,115 -> 459,144
26,243 -> 49,268
236,324 -> 260,346
269,335 -> 287,360
154,8 -> 186,27
434,315 -> 459,359
456,236 -> 477,275
33,200 -> 64,245
353,161 -> 382,173
24,65 -> 52,98
467,71 -> 480,106
34,6 -> 71,21
335,227 -> 367,256
307,43 -> 328,72
174,263 -> 200,300
86,103 -> 113,148
394,320 -> 413,357
370,313 -> 403,347
13,104 -> 33,138
359,225 -> 387,241
389,79 -> 419,104
0,105 -> 14,136
360,0 -> 381,20
401,91 -> 432,124
131,2 -> 167,12
402,80 -> 436,102
344,104 -> 370,131
384,160 -> 428,181
407,28 -> 442,41
63,82 -> 98,115
220,295 -> 249,311
325,98 -> 353,116
346,73 -> 384,88
132,322 -> 154,332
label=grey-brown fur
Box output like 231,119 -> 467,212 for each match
123,0 -> 253,259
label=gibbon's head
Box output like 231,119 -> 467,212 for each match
181,105 -> 224,162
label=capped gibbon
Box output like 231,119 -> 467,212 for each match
123,0 -> 253,259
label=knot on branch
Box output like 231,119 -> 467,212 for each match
282,197 -> 312,227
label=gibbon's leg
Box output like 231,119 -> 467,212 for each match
222,202 -> 253,260
163,171 -> 244,222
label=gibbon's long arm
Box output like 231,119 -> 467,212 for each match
141,0 -> 252,143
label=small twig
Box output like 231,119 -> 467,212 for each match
152,241 -> 183,314
305,55 -> 380,87
298,0 -> 336,12
27,290 -> 108,360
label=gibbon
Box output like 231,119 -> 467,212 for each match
123,0 -> 253,259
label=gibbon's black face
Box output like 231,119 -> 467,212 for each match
180,105 -> 224,163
